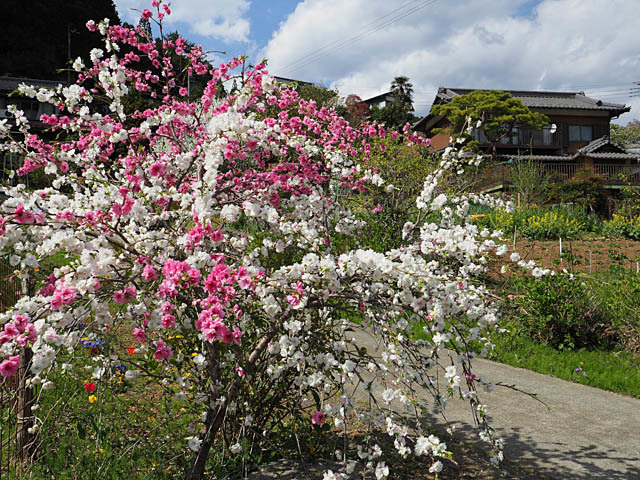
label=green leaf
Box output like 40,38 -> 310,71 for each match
77,422 -> 87,440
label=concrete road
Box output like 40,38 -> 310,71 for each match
350,329 -> 640,479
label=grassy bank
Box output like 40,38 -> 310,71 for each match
488,334 -> 640,398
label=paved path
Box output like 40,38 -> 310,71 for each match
351,329 -> 640,479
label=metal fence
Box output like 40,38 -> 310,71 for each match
0,259 -> 35,480
472,162 -> 640,192
0,259 -> 21,312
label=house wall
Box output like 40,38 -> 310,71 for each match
428,132 -> 451,151
544,113 -> 610,153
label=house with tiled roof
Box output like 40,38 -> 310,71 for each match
414,87 -> 639,187
0,77 -> 62,126
1,77 -> 64,188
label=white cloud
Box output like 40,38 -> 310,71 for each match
261,0 -> 640,122
114,0 -> 250,43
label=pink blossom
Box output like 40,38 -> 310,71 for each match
161,315 -> 175,329
141,9 -> 153,20
0,356 -> 20,377
238,275 -> 252,289
235,365 -> 244,377
113,290 -> 127,304
125,285 -> 137,300
285,295 -> 300,306
132,328 -> 146,342
50,285 -> 77,311
210,229 -> 223,242
232,328 -> 242,345
149,161 -> 166,177
372,204 -> 382,214
311,411 -> 326,426
153,339 -> 173,361
142,265 -> 158,282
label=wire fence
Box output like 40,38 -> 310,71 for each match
0,258 -> 35,480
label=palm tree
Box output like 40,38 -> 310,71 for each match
390,76 -> 414,112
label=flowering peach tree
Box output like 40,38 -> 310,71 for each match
0,4 -> 525,479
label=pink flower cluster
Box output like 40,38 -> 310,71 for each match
142,264 -> 158,282
132,327 -> 147,342
158,260 -> 201,298
311,411 -> 326,426
113,285 -> 137,304
153,339 -> 173,361
50,285 -> 78,311
0,355 -> 20,377
12,204 -> 43,225
0,314 -> 37,350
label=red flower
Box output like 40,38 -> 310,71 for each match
126,346 -> 135,354
84,382 -> 96,393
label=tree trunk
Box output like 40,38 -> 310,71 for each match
186,342 -> 221,480
185,324 -> 282,480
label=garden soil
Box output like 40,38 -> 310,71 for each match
510,238 -> 640,274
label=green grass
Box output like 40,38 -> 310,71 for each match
18,342 -> 203,480
489,334 -> 640,398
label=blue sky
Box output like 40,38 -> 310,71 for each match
113,0 -> 640,123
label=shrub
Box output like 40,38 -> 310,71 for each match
506,274 -> 614,351
548,168 -> 608,214
0,5 -> 517,478
602,214 -> 640,240
474,206 -> 588,239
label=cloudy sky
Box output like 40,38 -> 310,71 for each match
113,0 -> 640,123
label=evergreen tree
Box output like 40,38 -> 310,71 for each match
432,90 -> 549,159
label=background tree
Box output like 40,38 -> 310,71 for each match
369,102 -> 418,128
369,76 -> 418,128
390,76 -> 414,111
296,83 -> 339,107
611,120 -> 640,148
0,0 -> 121,80
432,90 -> 549,159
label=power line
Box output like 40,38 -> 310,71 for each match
278,0 -> 426,73
280,0 -> 440,76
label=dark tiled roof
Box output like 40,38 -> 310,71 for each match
581,152 -> 639,160
505,146 -> 640,162
578,136 -> 612,153
577,135 -> 632,155
0,76 -> 63,92
363,91 -> 398,105
435,87 -> 630,114
273,76 -> 313,86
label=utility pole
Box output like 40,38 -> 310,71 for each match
67,26 -> 78,85
67,25 -> 71,85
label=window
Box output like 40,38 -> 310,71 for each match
473,128 -> 488,144
542,125 -> 555,145
569,125 -> 593,142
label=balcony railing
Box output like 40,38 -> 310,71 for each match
475,127 -> 562,148
470,162 -> 640,191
